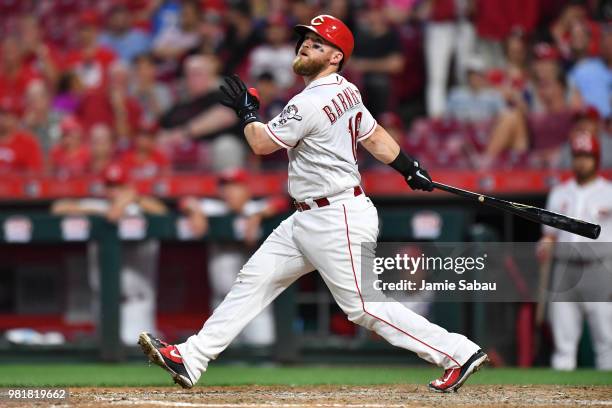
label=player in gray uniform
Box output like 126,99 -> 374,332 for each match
139,15 -> 487,393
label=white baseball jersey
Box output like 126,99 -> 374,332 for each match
544,176 -> 612,243
264,74 -> 377,201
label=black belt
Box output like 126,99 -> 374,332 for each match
294,186 -> 363,212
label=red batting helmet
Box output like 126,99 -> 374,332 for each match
294,15 -> 354,69
570,130 -> 600,167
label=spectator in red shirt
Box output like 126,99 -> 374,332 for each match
64,11 -> 117,90
50,116 -> 91,178
0,36 -> 40,113
77,61 -> 143,148
89,123 -> 116,176
18,15 -> 61,87
0,103 -> 44,174
119,121 -> 170,180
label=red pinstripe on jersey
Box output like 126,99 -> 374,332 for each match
356,120 -> 377,142
265,123 -> 297,149
342,204 -> 461,368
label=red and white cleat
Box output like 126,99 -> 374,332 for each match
138,332 -> 193,389
428,350 -> 488,393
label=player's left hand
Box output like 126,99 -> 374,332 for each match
219,74 -> 261,127
405,162 -> 434,192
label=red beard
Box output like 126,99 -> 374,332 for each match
292,55 -> 327,76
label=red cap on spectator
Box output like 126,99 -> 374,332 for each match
533,42 -> 560,60
218,168 -> 248,185
79,10 -> 100,27
570,130 -> 600,167
574,105 -> 601,122
60,115 -> 83,135
103,163 -> 128,185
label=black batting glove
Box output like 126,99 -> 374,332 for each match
406,165 -> 433,191
389,152 -> 434,192
219,75 -> 261,128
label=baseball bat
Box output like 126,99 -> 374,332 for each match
432,181 -> 601,240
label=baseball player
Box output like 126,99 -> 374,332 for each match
179,168 -> 289,347
139,15 -> 487,392
538,130 -> 612,370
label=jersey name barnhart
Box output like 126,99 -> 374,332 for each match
322,86 -> 362,124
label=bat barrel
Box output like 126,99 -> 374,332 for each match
573,222 -> 601,240
432,181 -> 602,240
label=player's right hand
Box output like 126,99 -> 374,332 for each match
405,162 -> 434,192
219,74 -> 261,127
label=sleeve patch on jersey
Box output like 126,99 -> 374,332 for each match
271,104 -> 303,129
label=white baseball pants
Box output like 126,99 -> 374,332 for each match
208,250 -> 275,346
177,192 -> 480,383
549,302 -> 612,370
548,258 -> 612,370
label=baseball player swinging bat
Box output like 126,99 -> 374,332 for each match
432,181 -> 601,240
138,14 -> 489,394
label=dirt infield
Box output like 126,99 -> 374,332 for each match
7,385 -> 611,407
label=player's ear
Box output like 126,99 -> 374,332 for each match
330,51 -> 344,67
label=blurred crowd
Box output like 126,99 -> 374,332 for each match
0,0 -> 610,179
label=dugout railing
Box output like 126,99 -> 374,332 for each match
0,205 -> 488,363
